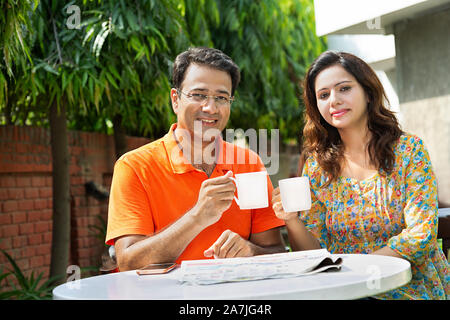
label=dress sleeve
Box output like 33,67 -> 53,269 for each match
105,159 -> 154,246
299,157 -> 330,249
387,136 -> 439,265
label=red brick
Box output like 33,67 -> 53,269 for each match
0,188 -> 9,200
34,199 -> 48,210
71,186 -> 84,196
3,225 -> 19,237
38,187 -> 52,198
0,142 -> 13,153
42,232 -> 52,243
76,228 -> 88,237
0,238 -> 11,250
12,236 -> 28,248
7,188 -> 24,199
31,176 -> 46,187
45,176 -> 52,187
35,244 -> 51,256
12,212 -> 27,224
16,176 -> 31,187
40,209 -> 52,220
28,234 -> 42,245
74,197 -> 86,207
34,221 -> 49,233
27,210 -> 42,222
24,188 -> 39,199
21,246 -> 36,258
16,154 -> 27,163
0,176 -> 15,187
14,257 -> 29,271
3,200 -> 18,212
16,143 -> 28,153
19,223 -> 34,235
29,255 -> 44,268
78,248 -> 90,259
71,176 -> 84,185
18,199 -> 34,211
0,213 -> 12,224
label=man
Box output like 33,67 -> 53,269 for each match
106,47 -> 285,271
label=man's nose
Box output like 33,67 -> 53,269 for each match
201,97 -> 218,113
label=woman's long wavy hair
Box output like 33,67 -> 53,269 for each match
300,51 -> 403,185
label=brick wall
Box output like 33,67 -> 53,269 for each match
0,125 -> 150,285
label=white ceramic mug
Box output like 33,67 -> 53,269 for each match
229,171 -> 269,210
279,176 -> 312,212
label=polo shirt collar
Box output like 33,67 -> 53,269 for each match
163,123 -> 233,174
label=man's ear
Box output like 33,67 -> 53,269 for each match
170,88 -> 179,114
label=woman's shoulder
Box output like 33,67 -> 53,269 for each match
397,133 -> 425,145
302,154 -> 328,186
393,133 -> 432,171
395,133 -> 428,155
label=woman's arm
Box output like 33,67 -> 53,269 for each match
272,188 -> 322,251
370,246 -> 403,259
383,136 -> 439,265
284,216 -> 322,251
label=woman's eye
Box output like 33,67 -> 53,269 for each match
340,86 -> 351,92
319,92 -> 329,99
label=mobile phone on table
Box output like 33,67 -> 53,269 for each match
136,263 -> 177,275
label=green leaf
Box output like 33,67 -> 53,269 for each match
125,10 -> 139,31
105,71 -> 119,90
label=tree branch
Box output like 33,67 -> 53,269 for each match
47,4 -> 63,64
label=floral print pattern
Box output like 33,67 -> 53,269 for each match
301,134 -> 449,299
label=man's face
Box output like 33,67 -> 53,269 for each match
171,63 -> 232,143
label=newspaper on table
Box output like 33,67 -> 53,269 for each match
179,248 -> 343,285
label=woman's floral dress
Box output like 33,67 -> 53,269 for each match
301,134 -> 449,299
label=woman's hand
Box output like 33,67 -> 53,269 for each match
272,187 -> 299,221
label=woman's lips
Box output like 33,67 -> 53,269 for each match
331,109 -> 349,118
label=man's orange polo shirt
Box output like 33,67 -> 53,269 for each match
105,124 -> 284,264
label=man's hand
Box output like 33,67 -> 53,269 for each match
192,170 -> 236,226
203,229 -> 256,258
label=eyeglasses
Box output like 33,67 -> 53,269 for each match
177,89 -> 234,107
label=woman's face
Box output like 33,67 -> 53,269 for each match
314,65 -> 369,132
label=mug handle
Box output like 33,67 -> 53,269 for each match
228,177 -> 240,207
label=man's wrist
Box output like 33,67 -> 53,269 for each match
186,204 -> 212,228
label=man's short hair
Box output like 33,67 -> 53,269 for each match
172,47 -> 241,96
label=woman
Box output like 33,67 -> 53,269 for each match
272,50 -> 449,299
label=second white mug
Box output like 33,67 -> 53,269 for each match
279,176 -> 312,212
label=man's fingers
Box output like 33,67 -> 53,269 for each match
204,182 -> 235,194
204,229 -> 244,258
203,247 -> 214,258
204,230 -> 230,258
221,237 -> 241,258
205,171 -> 234,185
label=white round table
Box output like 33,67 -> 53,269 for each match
438,207 -> 450,218
53,254 -> 411,300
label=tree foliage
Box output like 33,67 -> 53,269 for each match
73,0 -> 190,138
0,0 -> 38,125
1,0 -> 326,141
199,0 -> 327,143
